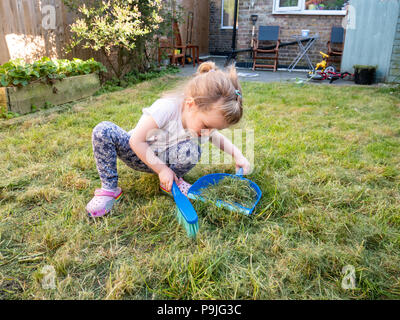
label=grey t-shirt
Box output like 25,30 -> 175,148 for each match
130,96 -> 209,152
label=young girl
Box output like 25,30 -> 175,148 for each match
86,61 -> 251,217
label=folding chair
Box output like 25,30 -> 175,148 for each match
327,26 -> 344,71
252,26 -> 280,72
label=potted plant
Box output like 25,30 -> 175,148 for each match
353,65 -> 377,85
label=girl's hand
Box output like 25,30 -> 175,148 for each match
158,167 -> 178,192
235,155 -> 251,175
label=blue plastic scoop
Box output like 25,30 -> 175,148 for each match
187,168 -> 262,215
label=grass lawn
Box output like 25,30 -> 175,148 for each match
0,76 -> 399,299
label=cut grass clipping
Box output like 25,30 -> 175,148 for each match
200,176 -> 258,210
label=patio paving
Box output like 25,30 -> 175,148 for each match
175,56 -> 358,86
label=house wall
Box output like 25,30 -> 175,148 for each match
209,0 -> 345,69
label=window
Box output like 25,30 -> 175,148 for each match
275,0 -> 301,12
273,0 -> 349,15
221,0 -> 239,29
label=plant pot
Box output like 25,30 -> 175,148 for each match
354,65 -> 377,85
0,73 -> 100,115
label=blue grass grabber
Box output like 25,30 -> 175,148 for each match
187,168 -> 262,215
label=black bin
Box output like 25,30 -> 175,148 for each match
354,65 -> 377,85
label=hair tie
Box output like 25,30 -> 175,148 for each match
235,89 -> 242,98
209,69 -> 215,72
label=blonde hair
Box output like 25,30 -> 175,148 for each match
183,61 -> 243,125
184,61 -> 243,125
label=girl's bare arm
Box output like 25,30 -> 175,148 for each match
210,130 -> 251,174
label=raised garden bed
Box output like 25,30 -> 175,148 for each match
0,73 -> 100,115
0,57 -> 105,116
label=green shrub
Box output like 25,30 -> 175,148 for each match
95,65 -> 179,95
1,111 -> 20,119
64,0 -> 184,78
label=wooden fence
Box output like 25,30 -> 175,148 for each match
0,0 -> 126,74
0,0 -> 71,64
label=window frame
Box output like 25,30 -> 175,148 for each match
221,0 -> 239,30
274,0 -> 302,12
273,0 -> 347,15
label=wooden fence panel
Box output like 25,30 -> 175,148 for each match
0,0 -> 117,78
0,0 -> 96,65
0,0 -> 56,63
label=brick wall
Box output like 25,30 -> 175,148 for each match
209,0 -> 345,69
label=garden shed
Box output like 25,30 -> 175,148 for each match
341,0 -> 400,83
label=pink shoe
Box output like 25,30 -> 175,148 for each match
160,177 -> 191,197
86,187 -> 123,218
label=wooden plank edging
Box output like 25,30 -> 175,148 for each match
0,87 -> 7,112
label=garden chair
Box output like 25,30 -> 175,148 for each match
252,26 -> 280,72
157,20 -> 186,68
172,18 -> 199,67
327,26 -> 345,71
157,36 -> 185,67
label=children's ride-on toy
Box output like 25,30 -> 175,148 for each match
308,51 -> 353,83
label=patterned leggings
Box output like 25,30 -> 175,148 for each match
91,121 -> 202,190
